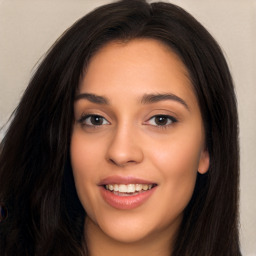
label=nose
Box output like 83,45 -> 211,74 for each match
106,125 -> 144,167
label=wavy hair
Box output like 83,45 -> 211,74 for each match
0,0 -> 240,255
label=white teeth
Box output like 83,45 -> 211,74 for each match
119,184 -> 127,193
105,184 -> 154,193
127,184 -> 135,193
142,184 -> 149,191
135,184 -> 142,191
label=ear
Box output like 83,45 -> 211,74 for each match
198,149 -> 210,174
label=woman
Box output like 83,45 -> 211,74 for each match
0,0 -> 241,255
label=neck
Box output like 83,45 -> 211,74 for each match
84,217 -> 179,256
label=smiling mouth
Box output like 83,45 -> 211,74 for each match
100,181 -> 158,209
104,184 -> 157,196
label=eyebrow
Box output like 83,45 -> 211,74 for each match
75,93 -> 109,104
141,93 -> 189,110
75,92 -> 189,110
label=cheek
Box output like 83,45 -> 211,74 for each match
148,132 -> 202,214
70,133 -> 104,216
70,132 -> 105,177
150,133 -> 202,176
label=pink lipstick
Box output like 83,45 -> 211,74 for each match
98,176 -> 157,210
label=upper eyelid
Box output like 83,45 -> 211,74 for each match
149,114 -> 176,118
77,112 -> 178,125
153,115 -> 176,122
76,108 -> 111,119
77,114 -> 110,128
142,115 -> 177,130
78,113 -> 109,122
146,114 -> 177,121
78,112 -> 107,119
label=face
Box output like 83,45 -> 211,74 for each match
71,39 -> 209,244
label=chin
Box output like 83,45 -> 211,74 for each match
101,222 -> 154,244
88,209 -> 182,245
86,209 -> 157,244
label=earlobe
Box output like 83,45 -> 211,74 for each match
198,150 -> 210,174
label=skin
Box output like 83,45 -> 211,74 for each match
71,39 -> 209,256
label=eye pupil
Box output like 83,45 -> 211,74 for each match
91,115 -> 103,125
155,116 -> 168,125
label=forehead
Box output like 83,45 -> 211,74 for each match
79,38 -> 197,107
84,38 -> 190,80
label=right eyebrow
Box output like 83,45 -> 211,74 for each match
74,93 -> 109,105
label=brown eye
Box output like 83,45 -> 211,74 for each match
78,115 -> 110,126
155,116 -> 169,125
148,115 -> 177,126
89,115 -> 104,125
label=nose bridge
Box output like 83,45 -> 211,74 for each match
106,120 -> 143,166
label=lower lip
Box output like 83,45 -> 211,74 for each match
100,186 -> 157,210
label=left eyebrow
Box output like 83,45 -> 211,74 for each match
141,93 -> 190,111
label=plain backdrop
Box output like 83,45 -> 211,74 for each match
0,0 -> 255,255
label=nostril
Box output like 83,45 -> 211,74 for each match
106,133 -> 144,166
109,158 -> 137,167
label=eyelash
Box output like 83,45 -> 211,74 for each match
77,114 -> 110,127
77,114 -> 177,129
146,115 -> 177,129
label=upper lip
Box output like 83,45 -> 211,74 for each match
98,175 -> 157,186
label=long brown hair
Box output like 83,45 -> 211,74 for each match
0,1 -> 240,255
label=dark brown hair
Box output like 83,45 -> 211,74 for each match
0,0 -> 240,255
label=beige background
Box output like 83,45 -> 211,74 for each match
0,0 -> 255,254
